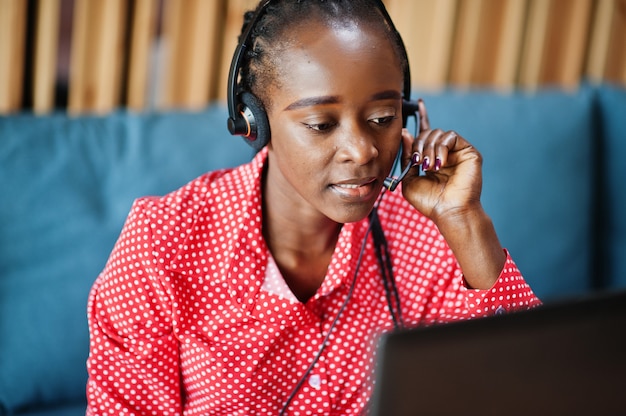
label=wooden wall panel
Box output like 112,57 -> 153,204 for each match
486,0 -> 527,89
385,0 -> 457,91
68,0 -> 127,114
586,0 -> 612,82
126,0 -> 158,111
0,0 -> 625,115
449,0 -> 527,90
520,0 -> 593,90
449,0 -> 483,86
0,0 -> 27,113
518,0 -> 550,89
216,0 -> 258,102
159,0 -> 225,109
603,0 -> 626,83
32,0 -> 60,113
544,0 -> 593,88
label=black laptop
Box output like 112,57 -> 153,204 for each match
370,290 -> 626,415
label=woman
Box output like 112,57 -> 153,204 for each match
86,0 -> 540,414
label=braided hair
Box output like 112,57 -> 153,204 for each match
237,0 -> 409,109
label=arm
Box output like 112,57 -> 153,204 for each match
434,204 -> 505,290
86,200 -> 183,415
401,100 -> 508,290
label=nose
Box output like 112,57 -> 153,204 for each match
335,121 -> 379,165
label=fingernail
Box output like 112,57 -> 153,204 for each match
434,157 -> 442,171
422,156 -> 430,171
411,152 -> 420,165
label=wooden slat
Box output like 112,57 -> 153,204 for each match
519,0 -> 552,89
157,0 -> 183,107
68,0 -> 88,112
586,0 -> 615,82
521,0 -> 593,90
216,0 -> 260,102
160,0 -> 224,109
449,0 -> 483,87
68,0 -> 127,114
449,0 -> 527,90
193,0 -> 225,103
0,0 -> 27,113
126,0 -> 158,111
385,0 -> 457,92
32,0 -> 61,114
545,0 -> 593,88
490,0 -> 527,89
604,0 -> 626,83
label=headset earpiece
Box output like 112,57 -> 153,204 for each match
402,99 -> 420,128
232,91 -> 270,151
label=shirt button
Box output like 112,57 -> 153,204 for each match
308,374 -> 321,390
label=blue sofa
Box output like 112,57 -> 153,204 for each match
1,84 -> 625,415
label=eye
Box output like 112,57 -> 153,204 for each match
370,115 -> 397,126
302,122 -> 337,132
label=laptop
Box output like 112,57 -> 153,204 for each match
369,290 -> 626,415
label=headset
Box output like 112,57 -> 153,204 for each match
226,0 -> 420,156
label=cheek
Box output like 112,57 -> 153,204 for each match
271,121 -> 330,173
381,128 -> 403,159
271,131 -> 320,183
279,144 -> 328,186
272,127 -> 304,162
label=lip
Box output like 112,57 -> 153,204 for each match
330,177 -> 379,201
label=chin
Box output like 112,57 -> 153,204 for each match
325,203 -> 376,224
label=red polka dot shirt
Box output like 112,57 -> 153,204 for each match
86,148 -> 540,415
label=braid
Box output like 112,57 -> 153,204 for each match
237,0 -> 408,108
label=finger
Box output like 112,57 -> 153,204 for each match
419,129 -> 446,171
433,131 -> 460,171
418,99 -> 431,132
401,128 -> 415,164
411,125 -> 438,166
406,127 -> 425,167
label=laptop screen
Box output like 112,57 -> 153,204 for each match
369,290 -> 626,415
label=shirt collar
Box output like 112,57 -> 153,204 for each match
169,147 -> 371,312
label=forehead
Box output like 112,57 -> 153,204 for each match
269,20 -> 403,105
277,16 -> 400,63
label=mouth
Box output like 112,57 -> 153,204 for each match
330,177 -> 379,200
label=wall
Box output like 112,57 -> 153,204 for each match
0,0 -> 624,114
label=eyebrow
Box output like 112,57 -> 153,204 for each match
284,96 -> 339,111
371,90 -> 402,101
283,89 -> 402,111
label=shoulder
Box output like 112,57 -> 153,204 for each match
135,168 -> 233,221
133,152 -> 265,235
92,154 -> 264,295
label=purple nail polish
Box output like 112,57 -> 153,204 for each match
411,152 -> 420,165
422,156 -> 430,171
434,157 -> 442,171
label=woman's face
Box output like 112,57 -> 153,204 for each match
264,20 -> 404,224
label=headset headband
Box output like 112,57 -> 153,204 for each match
227,0 -> 272,137
226,0 -> 416,146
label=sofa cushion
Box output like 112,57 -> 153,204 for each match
596,84 -> 626,290
0,107 -> 253,414
415,86 -> 596,301
14,402 -> 86,416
